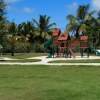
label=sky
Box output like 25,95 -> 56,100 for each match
4,0 -> 100,32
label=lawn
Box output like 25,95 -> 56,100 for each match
3,53 -> 47,59
49,59 -> 100,63
0,65 -> 100,100
0,59 -> 41,63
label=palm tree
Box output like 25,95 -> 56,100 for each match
0,0 -> 6,21
97,10 -> 100,19
33,15 -> 56,43
0,0 -> 7,47
86,12 -> 100,47
17,21 -> 35,43
0,20 -> 5,44
7,22 -> 17,56
66,4 -> 96,38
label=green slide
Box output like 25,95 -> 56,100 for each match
44,37 -> 54,58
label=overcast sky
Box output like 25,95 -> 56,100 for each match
5,0 -> 100,31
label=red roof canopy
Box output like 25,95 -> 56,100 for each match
53,28 -> 61,36
58,33 -> 69,41
80,36 -> 88,41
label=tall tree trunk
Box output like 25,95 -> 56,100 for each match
11,46 -> 14,56
76,26 -> 80,38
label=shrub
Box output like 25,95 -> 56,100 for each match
33,43 -> 45,53
15,42 -> 31,53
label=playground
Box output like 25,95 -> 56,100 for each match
0,28 -> 100,65
0,29 -> 100,100
44,28 -> 100,59
1,0 -> 100,99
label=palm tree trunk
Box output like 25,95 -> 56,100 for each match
11,46 -> 14,56
76,26 -> 80,38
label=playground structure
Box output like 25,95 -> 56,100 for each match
44,28 -> 96,58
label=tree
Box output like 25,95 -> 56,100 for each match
0,0 -> 7,47
97,10 -> 100,19
66,4 -> 95,38
33,15 -> 56,43
7,22 -> 17,56
86,11 -> 100,47
17,21 -> 35,43
0,0 -> 6,21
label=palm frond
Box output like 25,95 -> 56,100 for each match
79,24 -> 87,32
32,19 -> 39,27
85,10 -> 96,21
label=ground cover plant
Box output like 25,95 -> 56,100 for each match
49,59 -> 100,63
0,65 -> 100,100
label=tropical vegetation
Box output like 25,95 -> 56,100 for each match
66,4 -> 100,47
0,0 -> 100,56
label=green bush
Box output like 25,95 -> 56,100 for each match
33,43 -> 45,53
3,41 -> 45,53
2,42 -> 11,53
15,42 -> 31,53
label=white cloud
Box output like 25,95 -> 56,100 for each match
7,6 -> 36,14
5,0 -> 19,3
22,7 -> 35,13
7,5 -> 16,10
66,2 -> 78,15
92,0 -> 100,11
67,2 -> 78,9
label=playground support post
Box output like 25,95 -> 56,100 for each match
80,48 -> 83,58
80,48 -> 89,58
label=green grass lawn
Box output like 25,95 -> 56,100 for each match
0,65 -> 100,100
0,59 -> 41,63
3,53 -> 47,59
49,59 -> 100,63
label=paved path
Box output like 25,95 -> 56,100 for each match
0,56 -> 100,66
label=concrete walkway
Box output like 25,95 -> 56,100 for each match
0,56 -> 100,66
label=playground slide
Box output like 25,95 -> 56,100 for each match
44,37 -> 54,58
